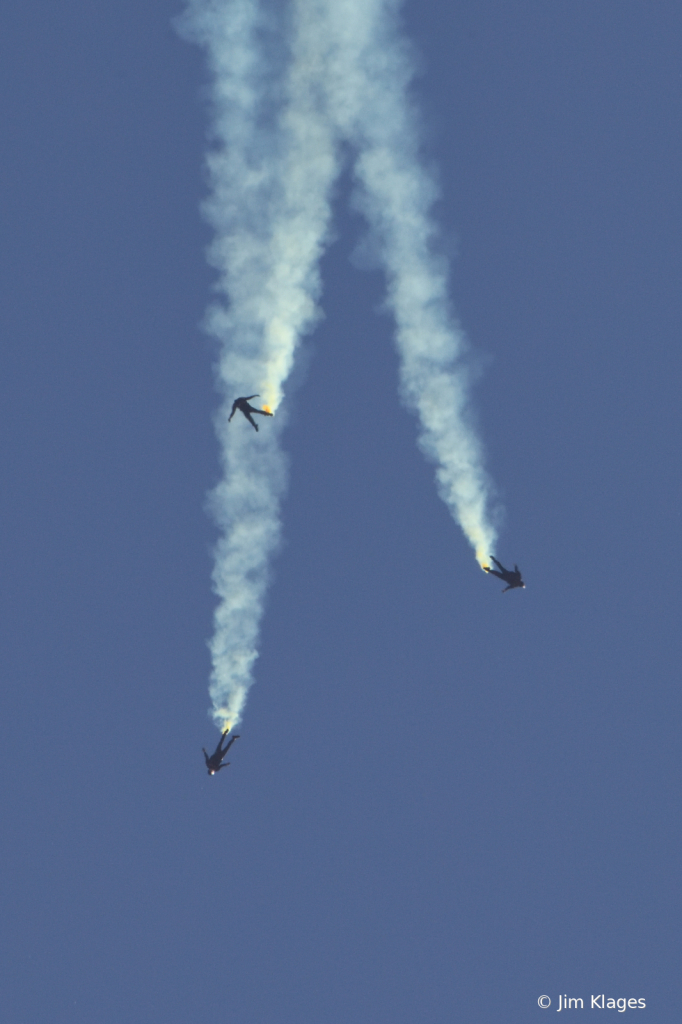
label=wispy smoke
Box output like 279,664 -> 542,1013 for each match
178,0 -> 340,730
315,0 -> 497,565
180,0 -> 497,730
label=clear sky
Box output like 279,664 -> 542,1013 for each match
1,1 -> 680,1021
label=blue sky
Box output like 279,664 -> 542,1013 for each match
1,1 -> 680,1021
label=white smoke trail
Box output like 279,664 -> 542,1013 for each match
314,0 -> 497,566
181,0 -> 497,731
179,0 -> 339,731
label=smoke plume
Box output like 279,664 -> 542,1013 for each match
180,0 -> 497,730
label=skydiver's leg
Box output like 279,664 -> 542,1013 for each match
244,412 -> 259,431
250,409 -> 273,417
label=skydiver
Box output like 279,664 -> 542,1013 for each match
203,731 -> 240,775
228,395 -> 273,432
483,557 -> 525,592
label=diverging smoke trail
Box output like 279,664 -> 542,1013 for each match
316,0 -> 497,566
181,0 -> 498,732
179,0 -> 339,731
